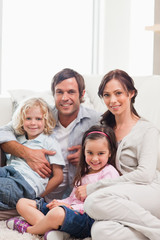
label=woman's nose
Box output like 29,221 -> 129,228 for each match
110,94 -> 117,103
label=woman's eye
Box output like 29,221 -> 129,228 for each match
116,91 -> 122,95
103,93 -> 109,97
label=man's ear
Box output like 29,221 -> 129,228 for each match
80,90 -> 86,99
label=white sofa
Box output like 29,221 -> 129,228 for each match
1,74 -> 160,128
0,74 -> 160,164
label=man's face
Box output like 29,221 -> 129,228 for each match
54,77 -> 85,120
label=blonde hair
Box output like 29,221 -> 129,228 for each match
12,97 -> 56,135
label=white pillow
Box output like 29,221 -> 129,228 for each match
8,89 -> 55,113
8,89 -> 94,113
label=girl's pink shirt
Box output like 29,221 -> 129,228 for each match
58,164 -> 119,212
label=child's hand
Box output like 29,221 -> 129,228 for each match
75,185 -> 87,202
46,200 -> 72,209
46,199 -> 60,209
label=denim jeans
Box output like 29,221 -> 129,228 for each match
0,165 -> 36,209
59,206 -> 95,238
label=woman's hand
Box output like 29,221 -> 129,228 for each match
75,184 -> 87,202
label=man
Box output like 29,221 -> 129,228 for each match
0,68 -> 101,204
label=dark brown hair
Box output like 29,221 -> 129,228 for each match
73,125 -> 118,187
98,69 -> 139,128
51,68 -> 85,103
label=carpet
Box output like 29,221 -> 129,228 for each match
0,220 -> 42,240
0,220 -> 91,240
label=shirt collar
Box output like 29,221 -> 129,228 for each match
18,133 -> 45,144
53,105 -> 91,127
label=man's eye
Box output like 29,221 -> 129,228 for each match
68,90 -> 76,94
56,91 -> 63,94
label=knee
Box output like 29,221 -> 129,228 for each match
16,198 -> 36,214
91,221 -> 114,240
84,193 -> 102,218
16,198 -> 26,212
47,207 -> 65,226
91,221 -> 107,240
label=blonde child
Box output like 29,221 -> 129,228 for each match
0,98 -> 65,210
7,124 -> 119,239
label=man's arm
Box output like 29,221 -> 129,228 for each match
1,141 -> 54,178
0,122 -> 54,177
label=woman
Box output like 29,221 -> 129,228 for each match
75,69 -> 160,240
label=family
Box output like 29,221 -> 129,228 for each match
0,68 -> 160,240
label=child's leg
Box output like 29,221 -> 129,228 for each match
27,206 -> 65,235
16,198 -> 44,225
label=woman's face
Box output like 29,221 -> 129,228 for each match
102,78 -> 134,117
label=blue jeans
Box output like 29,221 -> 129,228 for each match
36,198 -> 94,239
36,197 -> 49,215
0,165 -> 36,209
59,206 -> 95,238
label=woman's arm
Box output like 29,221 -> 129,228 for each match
87,126 -> 159,196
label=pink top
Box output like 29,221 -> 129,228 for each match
58,164 -> 119,212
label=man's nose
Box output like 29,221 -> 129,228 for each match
62,92 -> 69,100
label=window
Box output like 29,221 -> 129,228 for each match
1,0 -> 93,93
0,0 -> 155,94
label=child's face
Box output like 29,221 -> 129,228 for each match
23,106 -> 45,139
85,137 -> 111,173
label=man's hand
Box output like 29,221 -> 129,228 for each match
25,148 -> 55,178
1,141 -> 55,178
75,184 -> 87,202
67,145 -> 81,166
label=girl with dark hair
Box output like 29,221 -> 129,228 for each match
6,125 -> 119,239
76,69 -> 160,240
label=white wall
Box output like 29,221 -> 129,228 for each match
98,0 -> 154,76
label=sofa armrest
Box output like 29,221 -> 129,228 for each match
0,94 -> 12,127
0,147 -> 7,167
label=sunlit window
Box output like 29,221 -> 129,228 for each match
0,0 -> 155,94
1,0 -> 93,92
